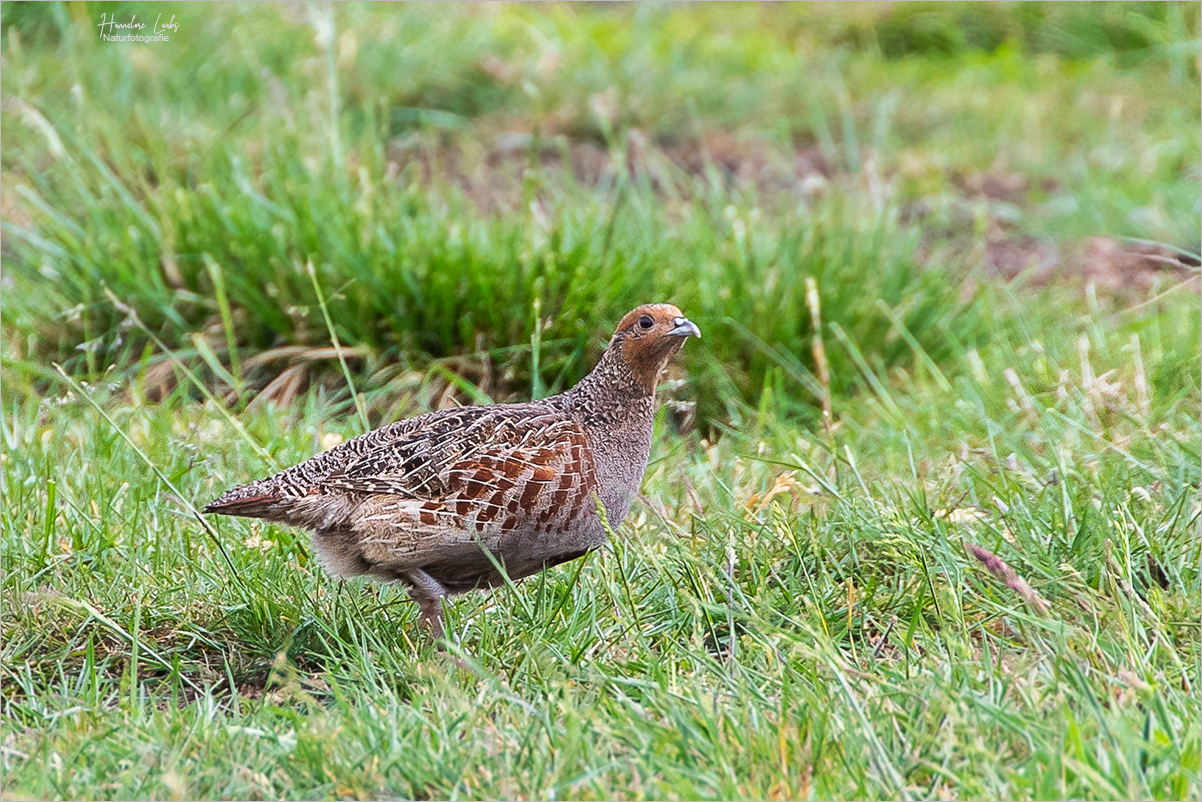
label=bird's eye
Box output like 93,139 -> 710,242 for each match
638,315 -> 654,330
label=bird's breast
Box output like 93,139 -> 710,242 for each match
585,414 -> 655,530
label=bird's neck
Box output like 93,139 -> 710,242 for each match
564,343 -> 659,527
565,343 -> 659,430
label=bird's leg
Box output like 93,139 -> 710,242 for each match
406,568 -> 448,639
418,597 -> 445,639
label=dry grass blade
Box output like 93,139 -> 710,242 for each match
965,542 -> 1050,615
242,345 -> 371,369
805,277 -> 834,444
248,364 -> 310,410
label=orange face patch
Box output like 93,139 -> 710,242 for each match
613,303 -> 684,335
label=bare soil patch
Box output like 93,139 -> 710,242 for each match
983,235 -> 1200,298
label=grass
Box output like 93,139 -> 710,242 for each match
2,3 -> 1200,800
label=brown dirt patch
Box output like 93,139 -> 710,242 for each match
384,128 -> 834,213
1074,236 -> 1200,296
952,170 -> 1060,204
982,235 -> 1200,298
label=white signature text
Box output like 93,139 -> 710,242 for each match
97,13 -> 179,42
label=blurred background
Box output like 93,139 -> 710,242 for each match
3,1 -> 1199,427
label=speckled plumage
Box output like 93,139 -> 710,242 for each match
204,304 -> 700,636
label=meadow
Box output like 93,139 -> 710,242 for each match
1,3 -> 1200,799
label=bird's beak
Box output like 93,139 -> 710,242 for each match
668,317 -> 701,339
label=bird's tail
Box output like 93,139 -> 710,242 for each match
202,483 -> 283,519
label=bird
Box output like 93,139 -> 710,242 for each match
204,304 -> 700,637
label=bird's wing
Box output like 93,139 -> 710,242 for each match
323,409 -> 601,561
321,408 -> 565,496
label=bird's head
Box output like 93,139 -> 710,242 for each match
608,303 -> 701,394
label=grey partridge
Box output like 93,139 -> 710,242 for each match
204,304 -> 700,637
